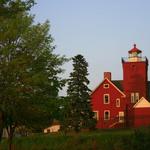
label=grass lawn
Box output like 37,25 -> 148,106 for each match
0,128 -> 150,150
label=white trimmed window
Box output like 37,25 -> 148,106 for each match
104,94 -> 110,104
131,93 -> 135,103
131,92 -> 139,103
104,110 -> 110,120
119,112 -> 124,123
103,84 -> 109,89
135,92 -> 139,102
116,98 -> 120,107
93,111 -> 99,120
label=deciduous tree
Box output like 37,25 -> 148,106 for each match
0,0 -> 35,17
0,1 -> 67,149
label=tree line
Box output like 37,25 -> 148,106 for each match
0,0 -> 96,149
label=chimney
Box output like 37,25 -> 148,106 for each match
104,72 -> 111,81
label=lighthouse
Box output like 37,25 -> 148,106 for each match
122,44 -> 148,105
91,44 -> 150,128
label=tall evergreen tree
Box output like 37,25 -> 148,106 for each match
67,54 -> 96,132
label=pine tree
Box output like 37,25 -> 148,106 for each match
67,54 -> 96,132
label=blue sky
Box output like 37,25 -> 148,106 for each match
31,0 -> 150,95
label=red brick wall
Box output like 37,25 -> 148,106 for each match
122,61 -> 148,104
134,108 -> 150,127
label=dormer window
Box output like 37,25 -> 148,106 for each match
103,84 -> 109,89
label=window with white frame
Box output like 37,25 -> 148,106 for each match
104,94 -> 110,104
93,111 -> 99,120
131,93 -> 135,103
119,112 -> 124,123
104,110 -> 110,120
135,92 -> 139,102
131,92 -> 139,103
103,84 -> 109,89
116,98 -> 120,107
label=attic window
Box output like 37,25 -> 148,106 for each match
103,84 -> 109,89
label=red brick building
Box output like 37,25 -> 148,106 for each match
91,44 -> 150,128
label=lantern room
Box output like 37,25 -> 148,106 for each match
128,44 -> 142,62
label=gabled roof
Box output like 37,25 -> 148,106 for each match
91,78 -> 125,97
112,80 -> 123,91
133,97 -> 150,108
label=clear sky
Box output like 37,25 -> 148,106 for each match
31,0 -> 150,95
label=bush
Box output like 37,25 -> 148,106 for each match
1,128 -> 150,150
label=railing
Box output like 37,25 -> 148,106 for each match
122,56 -> 147,62
101,116 -> 126,128
98,115 -> 150,128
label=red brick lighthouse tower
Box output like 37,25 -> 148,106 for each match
122,44 -> 149,124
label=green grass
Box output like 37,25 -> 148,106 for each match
0,128 -> 150,150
